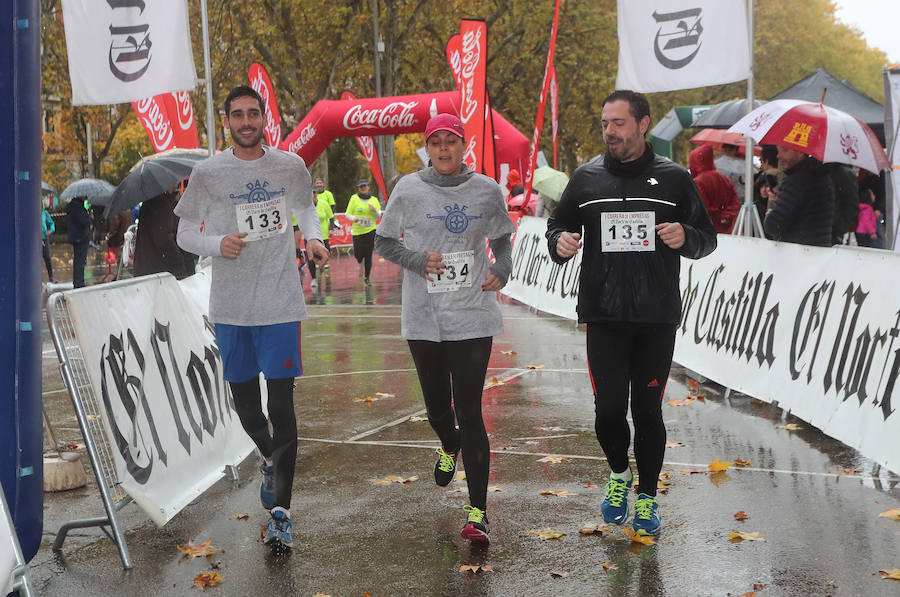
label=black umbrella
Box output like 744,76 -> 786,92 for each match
59,178 -> 116,206
104,149 -> 208,217
691,99 -> 768,129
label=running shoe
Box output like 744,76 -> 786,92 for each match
259,461 -> 276,510
601,473 -> 633,525
632,493 -> 661,536
460,505 -> 489,543
433,446 -> 458,487
364,277 -> 372,286
264,508 -> 293,548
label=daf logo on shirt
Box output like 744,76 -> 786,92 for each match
648,177 -> 659,185
426,203 -> 483,234
230,179 -> 286,203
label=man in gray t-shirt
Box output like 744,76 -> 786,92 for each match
176,85 -> 328,552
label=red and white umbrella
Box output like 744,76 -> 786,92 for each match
727,99 -> 890,174
689,129 -> 761,157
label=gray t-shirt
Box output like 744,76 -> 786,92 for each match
174,147 -> 319,326
376,169 -> 515,341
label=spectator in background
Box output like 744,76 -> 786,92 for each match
827,163 -> 859,245
714,143 -> 745,200
754,145 -> 779,225
133,188 -> 196,279
41,197 -> 58,283
505,169 -> 524,197
314,177 -> 336,210
763,146 -> 834,247
856,188 -> 878,247
106,208 -> 133,267
66,197 -> 92,288
689,145 -> 740,233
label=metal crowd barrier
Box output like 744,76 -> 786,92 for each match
2,481 -> 36,597
46,291 -> 134,569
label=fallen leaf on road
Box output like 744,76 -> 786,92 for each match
370,475 -> 418,485
539,489 -> 575,497
754,582 -> 766,590
667,398 -> 693,407
374,392 -> 395,398
734,458 -> 752,467
688,379 -> 700,391
622,527 -> 656,545
488,486 -> 501,492
727,530 -> 766,542
775,423 -> 802,431
234,514 -> 249,521
665,441 -> 685,448
526,364 -> 545,370
488,377 -> 504,386
691,393 -> 707,400
177,539 -> 223,558
450,487 -> 468,493
459,565 -> 493,574
679,467 -> 707,475
878,569 -> 900,580
836,466 -> 862,476
500,350 -> 517,355
454,471 -> 466,481
878,508 -> 900,520
408,415 -> 428,422
708,457 -> 733,472
657,475 -> 671,494
192,572 -> 224,589
548,571 -> 568,578
734,511 -> 750,521
353,396 -> 378,404
585,481 -> 598,488
499,445 -> 517,450
528,528 -> 566,540
579,522 -> 611,535
538,456 -> 569,463
602,561 -> 618,571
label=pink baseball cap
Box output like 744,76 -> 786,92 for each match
425,113 -> 465,140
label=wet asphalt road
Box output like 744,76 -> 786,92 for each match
30,249 -> 900,597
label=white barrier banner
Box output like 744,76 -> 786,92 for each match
65,274 -> 253,526
503,216 -> 579,320
1,484 -> 17,596
504,222 -> 900,474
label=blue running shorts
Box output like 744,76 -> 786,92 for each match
214,321 -> 302,383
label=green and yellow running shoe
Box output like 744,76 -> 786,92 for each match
434,446 -> 458,487
460,505 -> 490,543
632,493 -> 661,536
601,473 -> 633,525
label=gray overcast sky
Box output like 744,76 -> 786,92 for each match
832,0 -> 900,64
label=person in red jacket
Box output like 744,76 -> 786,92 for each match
688,145 -> 740,234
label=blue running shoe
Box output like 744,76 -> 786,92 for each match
601,473 -> 633,525
259,461 -> 275,510
265,508 -> 293,549
632,494 -> 661,536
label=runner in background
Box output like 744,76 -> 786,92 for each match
375,114 -> 515,543
546,90 -> 716,537
308,188 -> 335,289
175,85 -> 329,551
314,177 -> 336,210
345,179 -> 381,285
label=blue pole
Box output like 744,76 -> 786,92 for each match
0,0 -> 44,562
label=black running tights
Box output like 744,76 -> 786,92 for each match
229,377 -> 297,509
408,337 -> 493,510
353,230 -> 375,278
586,322 -> 675,497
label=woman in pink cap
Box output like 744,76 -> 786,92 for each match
375,113 -> 515,543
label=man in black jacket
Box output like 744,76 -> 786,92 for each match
546,90 -> 717,537
66,197 -> 92,288
763,147 -> 834,247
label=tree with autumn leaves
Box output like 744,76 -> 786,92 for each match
41,0 -> 890,192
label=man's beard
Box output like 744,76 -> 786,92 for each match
231,125 -> 265,148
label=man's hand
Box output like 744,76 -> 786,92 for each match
656,222 -> 685,249
482,271 -> 501,292
307,238 -> 330,265
424,251 -> 446,282
555,231 -> 581,258
220,232 -> 248,259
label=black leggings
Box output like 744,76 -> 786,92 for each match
353,230 -> 375,278
229,377 -> 297,509
586,322 -> 675,497
308,239 -> 330,279
42,239 -> 54,279
408,337 -> 493,510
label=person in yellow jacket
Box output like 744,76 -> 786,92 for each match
345,179 -> 382,285
314,177 -> 336,209
309,190 -> 335,288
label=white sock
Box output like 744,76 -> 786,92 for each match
610,467 -> 632,481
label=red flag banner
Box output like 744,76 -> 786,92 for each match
524,0 -> 561,197
248,62 -> 282,147
132,91 -> 198,153
549,65 -> 559,169
458,19 -> 489,175
341,91 -> 388,201
446,34 -> 463,89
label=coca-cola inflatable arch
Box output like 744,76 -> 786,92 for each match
279,91 -> 529,186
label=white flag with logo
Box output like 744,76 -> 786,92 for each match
62,0 -> 197,106
616,0 -> 750,93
